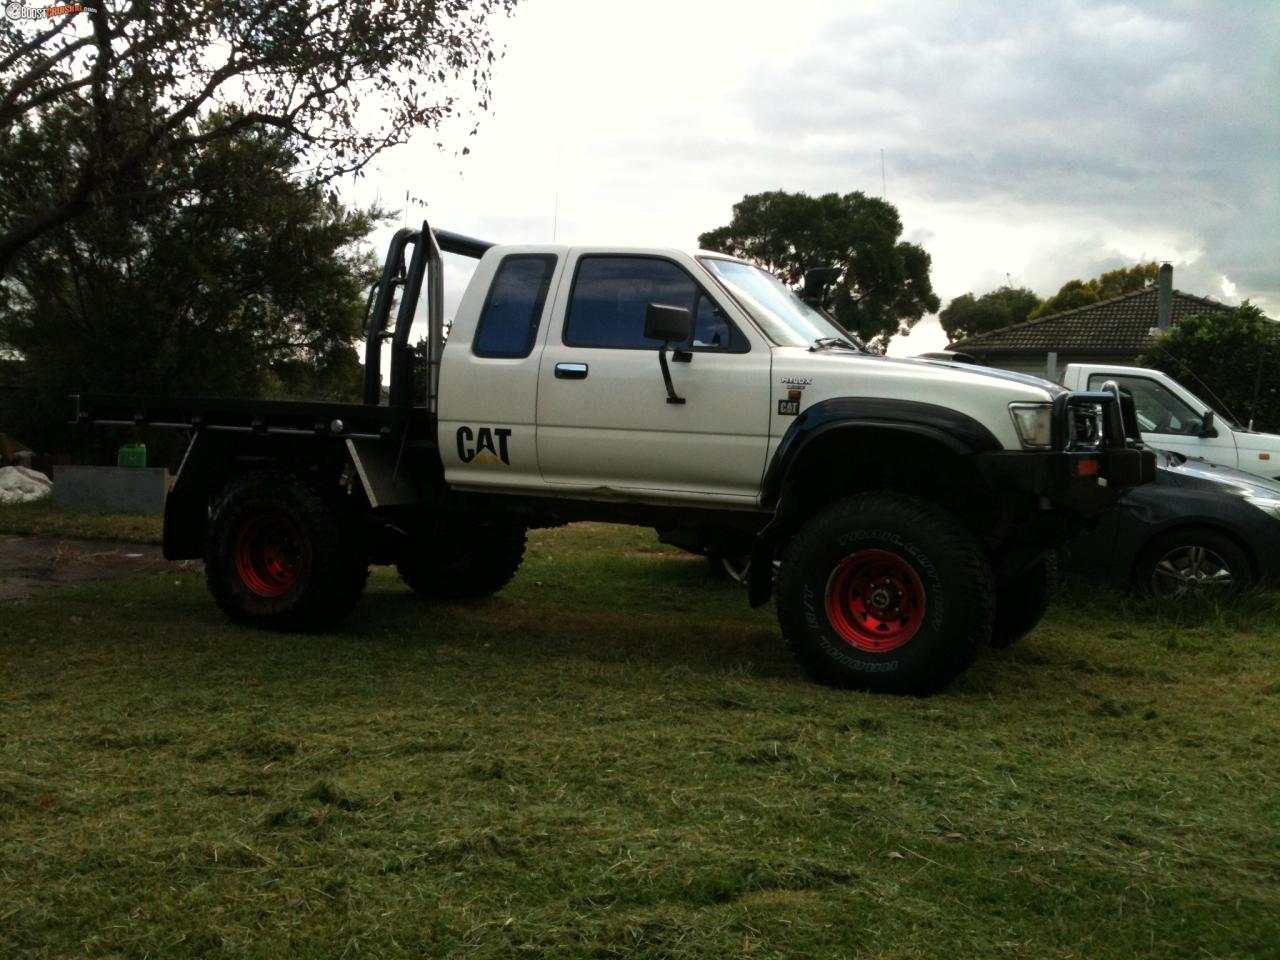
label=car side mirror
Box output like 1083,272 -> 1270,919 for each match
802,266 -> 841,306
1199,410 -> 1218,438
644,304 -> 692,343
645,304 -> 691,405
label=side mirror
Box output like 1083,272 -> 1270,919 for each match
644,304 -> 691,405
644,304 -> 692,343
1199,410 -> 1218,438
802,266 -> 841,306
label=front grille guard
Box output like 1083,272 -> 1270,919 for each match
1052,390 -> 1141,453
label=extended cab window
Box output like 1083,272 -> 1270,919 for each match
565,256 -> 747,352
1088,373 -> 1204,435
473,254 -> 557,359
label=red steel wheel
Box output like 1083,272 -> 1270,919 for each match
234,514 -> 302,598
824,548 -> 926,652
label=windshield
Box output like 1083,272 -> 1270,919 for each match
700,258 -> 858,349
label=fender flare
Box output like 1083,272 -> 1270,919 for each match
760,397 -> 1003,507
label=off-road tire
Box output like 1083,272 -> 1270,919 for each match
398,520 -> 527,599
989,552 -> 1057,649
205,471 -> 369,631
1134,527 -> 1252,597
776,493 -> 994,695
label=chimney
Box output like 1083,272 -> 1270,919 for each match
1156,262 -> 1173,331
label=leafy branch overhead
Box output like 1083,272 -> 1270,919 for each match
698,190 -> 940,346
0,0 -> 516,273
0,117 -> 387,456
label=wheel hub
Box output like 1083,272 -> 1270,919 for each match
825,549 -> 926,653
1152,545 -> 1234,596
235,514 -> 302,598
868,585 -> 896,611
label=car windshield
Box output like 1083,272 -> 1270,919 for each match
699,258 -> 860,350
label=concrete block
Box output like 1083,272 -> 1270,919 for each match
53,465 -> 170,515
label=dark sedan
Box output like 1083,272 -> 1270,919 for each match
1062,449 -> 1280,595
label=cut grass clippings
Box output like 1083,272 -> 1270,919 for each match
1,522 -> 1277,958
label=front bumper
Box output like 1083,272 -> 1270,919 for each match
975,446 -> 1155,516
975,391 -> 1156,518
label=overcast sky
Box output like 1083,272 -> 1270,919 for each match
349,0 -> 1280,355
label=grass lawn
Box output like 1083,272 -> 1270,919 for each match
1,522 -> 1277,959
0,499 -> 162,544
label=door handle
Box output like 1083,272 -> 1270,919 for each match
555,362 -> 589,380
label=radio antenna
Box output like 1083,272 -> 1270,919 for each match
552,147 -> 562,242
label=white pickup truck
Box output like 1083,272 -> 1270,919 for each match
76,224 -> 1153,695
1060,364 -> 1280,480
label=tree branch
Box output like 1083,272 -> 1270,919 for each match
0,31 -> 97,120
0,12 -> 82,74
0,167 -> 96,277
0,75 -> 95,125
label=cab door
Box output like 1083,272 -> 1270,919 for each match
1088,372 -> 1238,466
535,251 -> 772,503
438,250 -> 563,492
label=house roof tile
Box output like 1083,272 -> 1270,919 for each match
952,287 -> 1232,354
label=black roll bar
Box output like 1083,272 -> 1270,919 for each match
361,224 -> 495,410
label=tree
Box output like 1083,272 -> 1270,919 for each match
1095,262 -> 1160,300
1136,302 -> 1280,432
0,114 -> 384,459
698,190 -> 940,346
0,0 -> 513,274
941,286 -> 1041,343
1027,262 -> 1160,321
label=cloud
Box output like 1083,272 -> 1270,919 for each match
732,0 -> 1280,309
350,0 -> 1280,346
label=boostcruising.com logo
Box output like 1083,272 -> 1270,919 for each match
6,3 -> 92,20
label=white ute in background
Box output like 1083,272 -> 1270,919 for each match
1060,364 -> 1280,480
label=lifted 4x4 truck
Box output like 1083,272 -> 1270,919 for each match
75,224 -> 1154,695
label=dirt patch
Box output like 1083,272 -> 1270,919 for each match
0,535 -> 192,601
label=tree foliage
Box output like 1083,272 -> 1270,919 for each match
1027,262 -> 1160,321
940,286 -> 1041,343
0,0 -> 514,273
0,115 -> 384,458
1136,303 -> 1280,432
697,190 -> 940,346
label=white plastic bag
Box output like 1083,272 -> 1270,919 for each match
0,465 -> 53,504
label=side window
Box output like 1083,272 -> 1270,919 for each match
1089,374 -> 1203,435
565,256 -> 747,352
473,255 -> 557,359
692,291 -> 733,348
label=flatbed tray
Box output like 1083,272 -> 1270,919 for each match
72,394 -> 427,441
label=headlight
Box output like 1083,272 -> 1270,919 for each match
1009,402 -> 1053,449
1245,495 -> 1280,520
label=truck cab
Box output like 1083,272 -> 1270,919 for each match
1060,363 -> 1280,480
440,245 -> 1140,510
